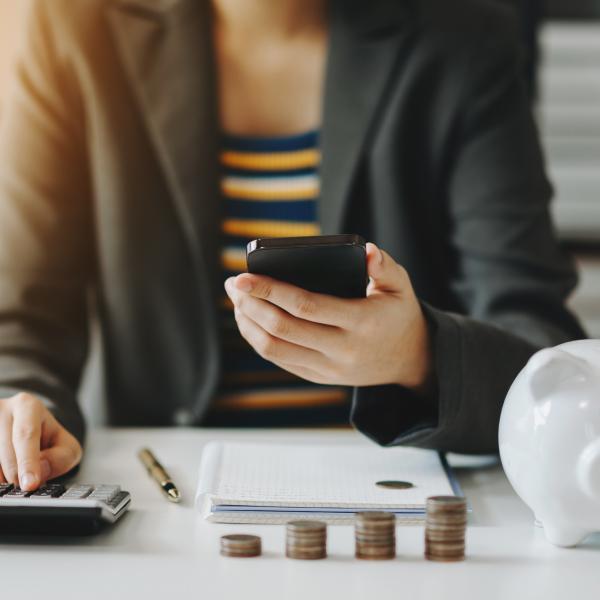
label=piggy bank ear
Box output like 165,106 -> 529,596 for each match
528,348 -> 591,401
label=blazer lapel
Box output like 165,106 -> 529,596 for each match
107,0 -> 413,251
320,0 -> 414,234
107,0 -> 221,284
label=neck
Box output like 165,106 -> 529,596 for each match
211,0 -> 326,36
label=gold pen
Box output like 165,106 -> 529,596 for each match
138,447 -> 181,503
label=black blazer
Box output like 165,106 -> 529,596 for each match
0,0 -> 585,452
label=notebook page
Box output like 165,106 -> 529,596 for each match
197,442 -> 454,509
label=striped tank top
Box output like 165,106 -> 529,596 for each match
203,131 -> 351,427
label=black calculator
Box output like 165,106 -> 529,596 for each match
0,482 -> 131,535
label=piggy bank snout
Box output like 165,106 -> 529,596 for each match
577,439 -> 600,501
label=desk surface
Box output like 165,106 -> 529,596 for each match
0,428 -> 597,599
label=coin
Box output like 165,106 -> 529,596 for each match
357,511 -> 395,521
287,520 -> 326,533
221,534 -> 260,546
285,549 -> 327,560
220,534 -> 261,558
355,512 -> 395,528
426,516 -> 468,524
375,480 -> 414,490
286,536 -> 327,542
355,511 -> 396,560
426,496 -> 467,510
425,552 -> 466,563
426,532 -> 465,540
424,496 -> 467,563
356,546 -> 396,560
286,520 -> 327,560
425,523 -> 467,532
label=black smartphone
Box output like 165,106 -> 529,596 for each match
246,234 -> 368,298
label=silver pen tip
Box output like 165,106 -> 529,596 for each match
167,488 -> 181,503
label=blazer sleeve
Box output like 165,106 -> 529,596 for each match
351,11 -> 586,454
0,1 -> 90,443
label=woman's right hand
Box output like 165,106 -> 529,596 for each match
0,393 -> 82,491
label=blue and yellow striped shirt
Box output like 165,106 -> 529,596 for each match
204,131 -> 351,427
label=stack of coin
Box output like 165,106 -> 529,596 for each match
424,496 -> 467,562
355,511 -> 396,560
220,534 -> 262,558
286,520 -> 327,560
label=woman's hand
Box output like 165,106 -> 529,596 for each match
224,242 -> 433,392
0,393 -> 82,491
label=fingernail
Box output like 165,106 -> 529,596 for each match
235,276 -> 253,292
21,472 -> 38,490
40,459 -> 51,481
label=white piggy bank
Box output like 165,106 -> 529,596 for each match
499,339 -> 600,547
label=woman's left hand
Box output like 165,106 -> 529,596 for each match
224,243 -> 433,392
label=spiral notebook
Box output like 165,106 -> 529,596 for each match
195,441 -> 461,524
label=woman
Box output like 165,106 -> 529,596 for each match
0,0 -> 584,491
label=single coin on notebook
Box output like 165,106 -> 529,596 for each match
195,441 -> 463,524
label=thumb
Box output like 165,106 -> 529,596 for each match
366,243 -> 408,295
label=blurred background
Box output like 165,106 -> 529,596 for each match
539,1 -> 600,337
0,0 -> 598,341
0,3 -> 24,102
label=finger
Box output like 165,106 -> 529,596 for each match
234,308 -> 330,373
40,413 -> 82,479
229,274 -> 357,328
265,360 -> 332,386
226,283 -> 342,352
39,409 -> 62,450
40,458 -> 52,483
12,398 -> 43,490
40,436 -> 82,481
39,413 -> 82,480
366,243 -> 408,295
0,413 -> 18,485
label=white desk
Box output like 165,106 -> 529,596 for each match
0,428 -> 597,599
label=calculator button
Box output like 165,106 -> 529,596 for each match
60,484 -> 94,499
88,485 -> 120,503
0,483 -> 14,496
32,484 -> 66,498
3,487 -> 32,499
107,491 -> 129,509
